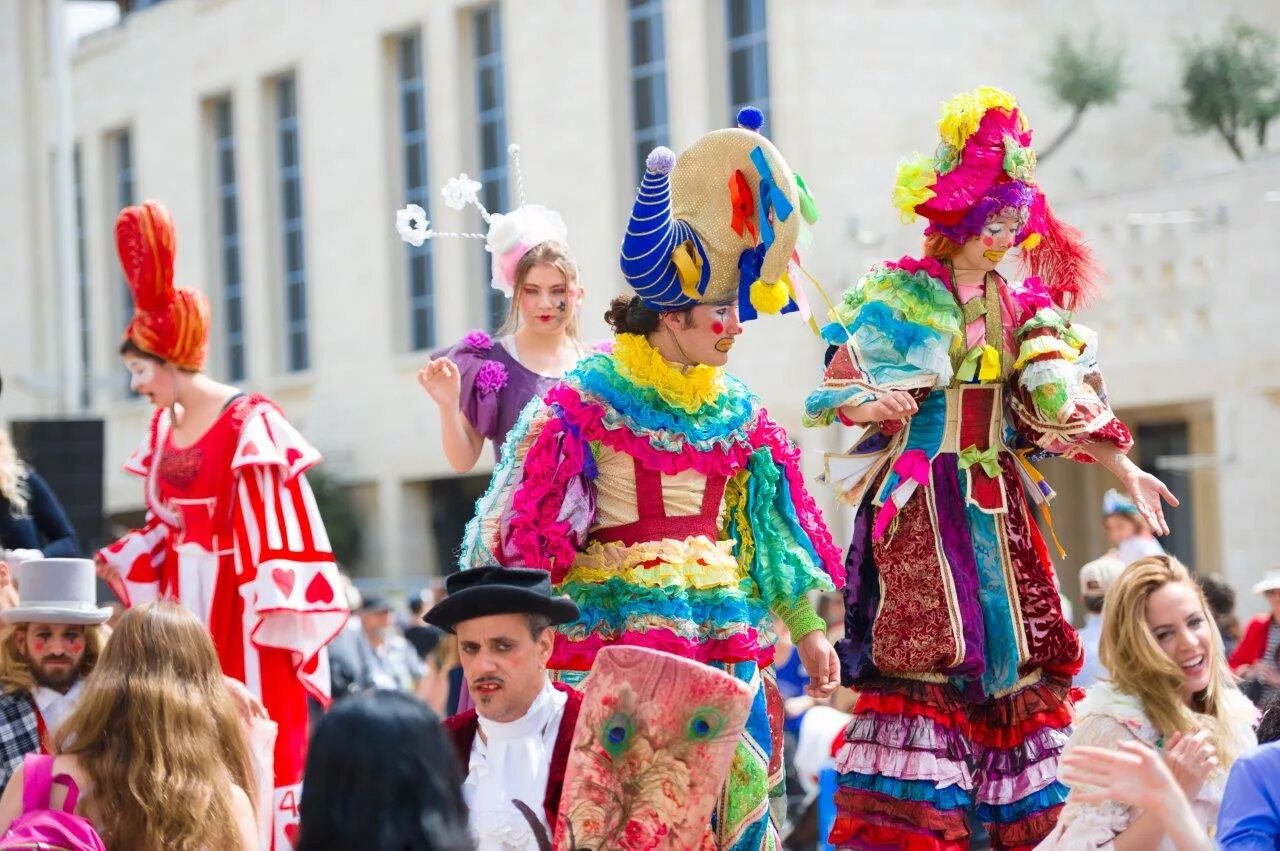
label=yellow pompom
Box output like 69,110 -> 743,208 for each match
892,152 -> 937,223
749,278 -> 791,314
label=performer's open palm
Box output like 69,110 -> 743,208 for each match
418,356 -> 462,408
797,629 -> 840,698
1121,467 -> 1179,537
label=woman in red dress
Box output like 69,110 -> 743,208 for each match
95,201 -> 347,849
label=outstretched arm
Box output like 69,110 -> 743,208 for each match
1082,442 -> 1179,537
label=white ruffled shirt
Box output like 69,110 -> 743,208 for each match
463,681 -> 567,851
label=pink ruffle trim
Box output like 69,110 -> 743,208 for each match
550,628 -> 763,671
503,416 -> 588,576
546,383 -> 764,478
835,741 -> 974,790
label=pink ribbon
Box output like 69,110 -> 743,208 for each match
493,242 -> 532,294
872,449 -> 931,540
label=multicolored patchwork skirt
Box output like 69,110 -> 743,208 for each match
830,387 -> 1083,849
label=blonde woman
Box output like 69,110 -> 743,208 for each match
1038,556 -> 1257,849
0,601 -> 258,850
419,240 -> 587,474
0,428 -> 77,564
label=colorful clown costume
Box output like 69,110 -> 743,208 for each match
462,333 -> 843,848
805,88 -> 1135,850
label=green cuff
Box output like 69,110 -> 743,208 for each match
775,597 -> 826,641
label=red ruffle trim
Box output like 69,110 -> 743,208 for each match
986,804 -> 1064,850
852,676 -> 1075,748
550,629 -> 763,671
830,789 -> 969,847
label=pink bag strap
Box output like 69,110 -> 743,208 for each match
20,754 -> 80,814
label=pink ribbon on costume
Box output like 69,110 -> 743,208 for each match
1009,275 -> 1053,316
872,449 -> 931,540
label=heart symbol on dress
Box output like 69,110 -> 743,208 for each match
283,822 -> 300,847
241,441 -> 259,457
285,447 -> 303,467
304,573 -> 334,604
271,567 -> 296,599
127,552 -> 159,583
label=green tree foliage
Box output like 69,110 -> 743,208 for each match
1177,21 -> 1280,160
306,468 -> 363,569
1039,29 -> 1127,162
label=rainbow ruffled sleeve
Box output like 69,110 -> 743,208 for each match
725,414 -> 844,638
1006,277 -> 1133,458
804,257 -> 963,426
459,399 -> 597,574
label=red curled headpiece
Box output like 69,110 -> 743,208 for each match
116,201 -> 210,370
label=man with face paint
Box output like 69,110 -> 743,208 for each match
804,87 -> 1178,849
0,558 -> 110,788
424,566 -> 583,850
461,108 -> 843,849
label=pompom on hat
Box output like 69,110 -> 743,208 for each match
893,86 -> 1100,310
620,106 -> 820,319
117,201 -> 211,370
395,143 -> 571,298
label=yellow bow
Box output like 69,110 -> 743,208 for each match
957,343 -> 1001,383
671,240 -> 704,301
958,445 -> 1001,478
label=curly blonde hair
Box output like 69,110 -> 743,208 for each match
0,429 -> 29,516
0,622 -> 106,696
1101,555 -> 1250,767
52,602 -> 254,850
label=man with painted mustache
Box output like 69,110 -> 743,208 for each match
427,566 -> 583,851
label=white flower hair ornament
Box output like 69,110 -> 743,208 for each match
394,144 -> 569,297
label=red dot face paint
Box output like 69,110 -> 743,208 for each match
981,235 -> 995,247
710,322 -> 725,335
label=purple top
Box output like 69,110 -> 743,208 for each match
437,330 -> 561,457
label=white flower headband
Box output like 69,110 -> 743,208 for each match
396,144 -> 569,297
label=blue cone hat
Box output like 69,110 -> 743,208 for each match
619,109 -> 808,316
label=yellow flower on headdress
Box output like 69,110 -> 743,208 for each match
974,86 -> 1018,115
937,86 -> 1020,149
892,152 -> 937,224
937,92 -> 982,149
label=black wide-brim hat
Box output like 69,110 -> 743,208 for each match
424,566 -> 580,633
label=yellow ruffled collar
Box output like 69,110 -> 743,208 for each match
612,333 -> 724,413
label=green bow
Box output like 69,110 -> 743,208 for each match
959,445 -> 1001,478
956,344 -> 1001,383
794,173 -> 820,225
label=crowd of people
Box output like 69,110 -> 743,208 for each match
1,84 -> 1279,850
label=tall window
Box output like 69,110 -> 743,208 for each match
725,0 -> 770,127
114,129 -> 136,395
628,0 -> 669,177
212,97 -> 246,381
398,31 -> 435,351
275,74 -> 309,372
73,144 -> 90,410
473,5 -> 509,330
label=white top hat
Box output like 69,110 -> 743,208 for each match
1253,569 -> 1280,595
0,558 -> 113,625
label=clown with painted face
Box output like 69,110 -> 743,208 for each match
804,87 -> 1178,849
95,201 -> 347,850
461,109 -> 844,849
